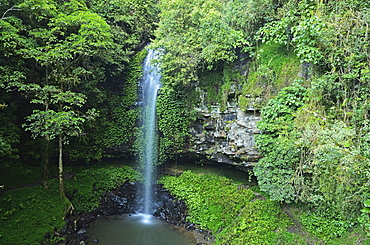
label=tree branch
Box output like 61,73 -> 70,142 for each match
1,5 -> 21,20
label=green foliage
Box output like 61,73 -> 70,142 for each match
0,163 -> 42,189
160,171 -> 255,231
216,200 -> 298,245
222,0 -> 274,44
298,121 -> 369,217
0,0 -> 157,163
0,181 -> 68,245
152,0 -> 276,87
69,50 -> 147,160
255,135 -> 299,203
86,0 -> 158,67
253,2 -> 370,239
0,103 -> 19,160
300,210 -> 353,240
0,165 -> 139,244
157,88 -> 193,160
160,170 -> 294,244
17,0 -> 113,88
257,0 -> 326,64
152,0 -> 249,86
256,79 -> 370,221
156,62 -> 246,158
360,199 -> 370,236
102,49 -> 146,149
17,83 -> 98,146
1,0 -> 370,243
95,95 -> 137,150
197,63 -> 245,111
240,43 -> 300,110
326,226 -> 370,245
291,16 -> 325,64
65,166 -> 140,212
255,83 -> 307,203
362,199 -> 370,216
257,82 -> 307,136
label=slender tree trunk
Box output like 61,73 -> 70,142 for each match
59,134 -> 65,198
43,103 -> 50,189
43,135 -> 50,189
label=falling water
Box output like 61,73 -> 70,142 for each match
84,50 -> 195,245
139,49 -> 161,214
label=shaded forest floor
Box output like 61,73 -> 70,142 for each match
1,159 -> 370,244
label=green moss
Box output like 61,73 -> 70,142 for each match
0,163 -> 140,244
240,43 -> 300,110
65,166 -> 140,212
0,163 -> 42,189
0,181 -> 67,245
198,68 -> 224,107
197,63 -> 246,111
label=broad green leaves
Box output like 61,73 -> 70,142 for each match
255,2 -> 370,225
291,16 -> 325,64
16,83 -> 98,143
362,200 -> 370,214
257,1 -> 326,64
19,3 -> 113,87
255,83 -> 306,203
0,18 -> 26,57
24,109 -> 92,140
256,80 -> 370,223
152,0 -> 246,85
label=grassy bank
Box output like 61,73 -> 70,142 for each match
160,169 -> 370,244
0,163 -> 139,244
0,181 -> 67,244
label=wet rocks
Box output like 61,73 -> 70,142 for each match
60,182 -> 213,245
189,105 -> 261,167
153,187 -> 189,227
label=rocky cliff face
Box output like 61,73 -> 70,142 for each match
188,97 -> 261,167
186,56 -> 307,166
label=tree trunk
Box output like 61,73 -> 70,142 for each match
59,135 -> 65,198
44,101 -> 50,190
43,103 -> 50,189
43,135 -> 50,189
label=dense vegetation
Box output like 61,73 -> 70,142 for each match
0,0 -> 157,192
0,0 -> 156,242
1,0 -> 370,244
160,171 -> 299,244
152,0 -> 370,241
0,163 -> 139,244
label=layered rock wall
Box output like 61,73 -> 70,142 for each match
189,100 -> 261,167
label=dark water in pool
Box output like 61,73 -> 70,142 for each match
86,214 -> 196,245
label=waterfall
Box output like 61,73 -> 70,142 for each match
138,49 -> 161,215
